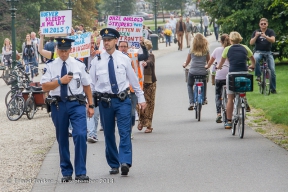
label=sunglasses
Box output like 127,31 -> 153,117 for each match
260,23 -> 267,26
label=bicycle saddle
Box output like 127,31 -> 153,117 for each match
31,86 -> 42,91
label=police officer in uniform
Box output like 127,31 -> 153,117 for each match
40,37 -> 94,182
90,28 -> 146,176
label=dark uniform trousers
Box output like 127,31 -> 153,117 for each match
51,100 -> 87,176
99,97 -> 132,168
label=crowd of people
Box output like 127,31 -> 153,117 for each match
1,15 -> 277,182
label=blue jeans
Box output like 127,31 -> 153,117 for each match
87,107 -> 100,138
165,35 -> 170,46
254,51 -> 276,91
204,26 -> 208,37
170,28 -> 175,43
130,93 -> 137,127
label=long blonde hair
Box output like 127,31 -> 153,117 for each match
190,33 -> 209,56
3,38 -> 12,47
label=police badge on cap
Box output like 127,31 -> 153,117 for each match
100,28 -> 120,39
55,37 -> 75,50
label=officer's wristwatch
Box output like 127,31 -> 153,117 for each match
88,104 -> 95,109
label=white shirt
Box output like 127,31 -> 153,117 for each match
143,29 -> 149,39
203,16 -> 209,27
40,56 -> 92,96
169,18 -> 177,29
89,50 -> 145,103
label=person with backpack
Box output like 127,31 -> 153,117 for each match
22,33 -> 38,79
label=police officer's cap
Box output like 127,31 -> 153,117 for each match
100,28 -> 120,39
55,37 -> 75,50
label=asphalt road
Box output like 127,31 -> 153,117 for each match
28,41 -> 288,192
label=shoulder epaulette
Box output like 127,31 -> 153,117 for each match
45,59 -> 54,64
74,57 -> 84,63
122,52 -> 130,58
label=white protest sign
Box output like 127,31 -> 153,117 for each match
40,10 -> 72,36
68,32 -> 91,58
107,15 -> 143,48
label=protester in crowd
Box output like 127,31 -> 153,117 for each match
210,18 -> 219,41
185,17 -> 194,48
138,40 -> 156,133
43,37 -> 56,62
183,33 -> 210,110
205,34 -> 230,123
1,38 -> 12,67
176,15 -> 186,51
22,33 -> 38,79
89,28 -> 146,176
203,13 -> 209,37
79,24 -> 86,33
143,25 -> 149,39
216,31 -> 255,129
250,18 -> 277,93
31,32 -> 40,73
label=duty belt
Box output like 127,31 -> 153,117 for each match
94,88 -> 130,102
51,94 -> 84,102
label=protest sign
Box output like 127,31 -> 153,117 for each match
40,10 -> 72,36
107,15 -> 143,48
68,32 -> 91,58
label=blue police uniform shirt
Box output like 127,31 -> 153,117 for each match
89,50 -> 145,103
40,56 -> 92,96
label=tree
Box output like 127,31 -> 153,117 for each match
99,0 -> 136,17
200,0 -> 288,59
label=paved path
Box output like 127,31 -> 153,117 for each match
31,36 -> 288,192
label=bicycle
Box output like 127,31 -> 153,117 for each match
192,75 -> 207,121
256,52 -> 278,95
228,72 -> 253,138
221,85 -> 228,127
6,84 -> 26,121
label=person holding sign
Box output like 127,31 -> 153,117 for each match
89,28 -> 146,176
40,37 -> 94,182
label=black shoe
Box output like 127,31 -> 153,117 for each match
75,175 -> 89,182
121,163 -> 130,176
109,168 -> 119,174
256,76 -> 261,81
271,90 -> 277,94
61,176 -> 72,183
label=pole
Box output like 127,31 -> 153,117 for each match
154,0 -> 157,33
9,0 -> 17,68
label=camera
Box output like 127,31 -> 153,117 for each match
257,32 -> 263,35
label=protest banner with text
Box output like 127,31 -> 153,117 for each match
68,32 -> 91,58
40,10 -> 72,36
107,15 -> 143,48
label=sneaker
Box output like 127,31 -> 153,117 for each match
87,136 -> 98,143
188,103 -> 194,110
246,104 -> 251,112
69,129 -> 72,137
131,133 -> 134,139
256,76 -> 261,81
204,99 -> 208,105
271,90 -> 277,94
216,115 -> 222,123
225,121 -> 232,129
99,126 -> 103,131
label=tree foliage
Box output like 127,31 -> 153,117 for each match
99,0 -> 136,17
200,0 -> 288,59
0,0 -> 99,51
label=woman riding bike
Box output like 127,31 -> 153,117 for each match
216,31 -> 255,129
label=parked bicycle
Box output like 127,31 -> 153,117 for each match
256,52 -> 279,95
228,72 -> 253,138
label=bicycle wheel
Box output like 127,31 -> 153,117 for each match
26,97 -> 36,120
5,90 -> 14,107
232,100 -> 238,136
6,96 -> 25,121
264,69 -> 271,96
221,88 -> 227,126
197,103 -> 202,121
238,105 -> 245,138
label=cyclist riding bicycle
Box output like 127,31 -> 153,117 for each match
216,31 -> 255,129
206,34 -> 230,123
183,33 -> 210,110
250,18 -> 276,94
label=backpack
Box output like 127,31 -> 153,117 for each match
24,42 -> 35,57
